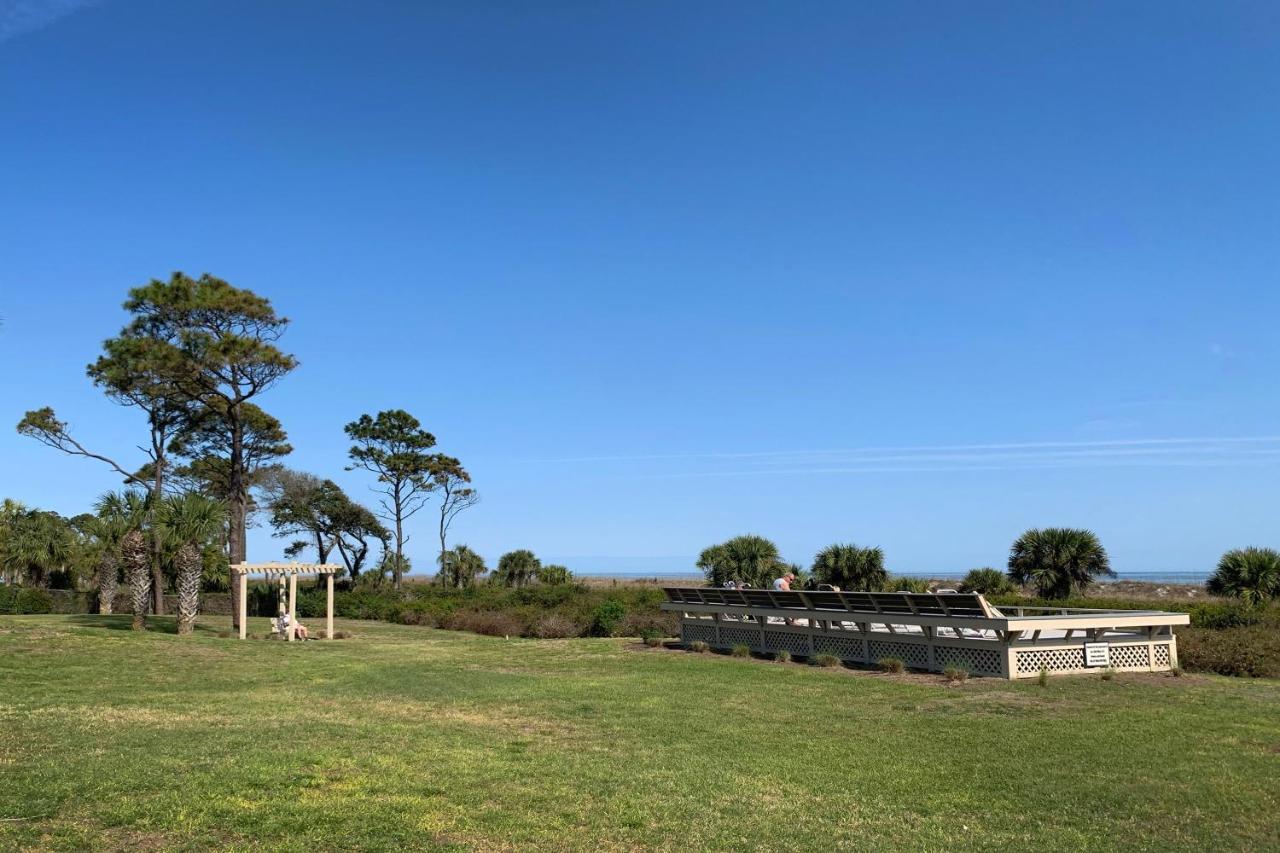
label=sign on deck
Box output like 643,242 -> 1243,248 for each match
1084,642 -> 1111,667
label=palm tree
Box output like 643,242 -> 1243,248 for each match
1,510 -> 73,588
96,491 -> 151,630
811,543 -> 887,590
0,499 -> 28,585
1008,528 -> 1113,599
438,544 -> 487,588
1208,547 -> 1280,605
157,494 -> 226,635
81,515 -> 122,614
494,549 -> 540,588
697,535 -> 784,588
536,564 -> 573,586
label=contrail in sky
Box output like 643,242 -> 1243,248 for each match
526,435 -> 1280,465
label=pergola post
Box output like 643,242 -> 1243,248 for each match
237,570 -> 247,640
287,573 -> 298,642
326,571 -> 334,640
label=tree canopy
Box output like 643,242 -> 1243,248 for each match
494,549 -> 541,588
810,543 -> 886,591
697,535 -> 786,588
1007,528 -> 1113,599
345,409 -> 437,589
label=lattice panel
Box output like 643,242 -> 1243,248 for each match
868,639 -> 929,668
762,631 -> 811,655
719,626 -> 761,649
1153,644 -> 1171,667
682,623 -> 716,643
935,645 -> 1003,676
1110,644 -> 1150,669
813,635 -> 864,661
1016,647 -> 1085,675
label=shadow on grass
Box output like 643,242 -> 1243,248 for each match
61,614 -> 227,636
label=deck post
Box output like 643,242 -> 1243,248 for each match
326,571 -> 334,640
237,570 -> 247,640
288,573 -> 297,642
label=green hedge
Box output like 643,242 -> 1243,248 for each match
1177,626 -> 1280,678
287,583 -> 673,638
0,587 -> 56,614
987,595 -> 1277,630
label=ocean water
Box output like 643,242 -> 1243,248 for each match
583,569 -> 1212,585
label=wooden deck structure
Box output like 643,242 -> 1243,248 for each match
230,562 -> 340,641
661,587 -> 1189,678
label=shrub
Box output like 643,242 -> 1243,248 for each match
877,657 -> 905,673
1037,667 -> 1049,687
530,614 -> 581,639
811,543 -> 887,591
589,598 -> 626,637
959,567 -> 1015,596
1176,626 -> 1280,678
774,650 -> 792,663
885,577 -> 930,594
1208,547 -> 1280,605
620,610 -> 678,640
688,640 -> 710,653
536,564 -> 573,586
643,635 -> 663,647
443,610 -> 524,638
396,609 -> 437,627
813,653 -> 842,668
730,644 -> 751,658
0,587 -> 55,614
942,663 -> 971,683
1008,528 -> 1113,598
986,594 -> 1275,631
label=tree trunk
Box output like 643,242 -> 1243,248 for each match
150,429 -> 167,615
393,481 -> 404,590
228,416 -> 247,627
97,554 -> 118,615
175,543 -> 200,635
123,530 -> 150,631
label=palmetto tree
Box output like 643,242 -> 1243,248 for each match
811,543 -> 887,591
1208,547 -> 1280,606
0,499 -> 28,585
438,544 -> 487,588
81,511 -> 128,614
96,491 -> 151,630
494,549 -> 540,588
157,494 -> 226,635
697,535 -> 785,588
1,510 -> 73,588
1008,528 -> 1114,599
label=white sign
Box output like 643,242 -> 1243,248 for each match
1084,642 -> 1111,667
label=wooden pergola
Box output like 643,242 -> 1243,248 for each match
230,562 -> 340,641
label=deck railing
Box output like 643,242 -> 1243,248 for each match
660,587 -> 1188,679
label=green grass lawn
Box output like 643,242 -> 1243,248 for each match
1,616 -> 1277,851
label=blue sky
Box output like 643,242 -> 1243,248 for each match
2,1 -> 1277,577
